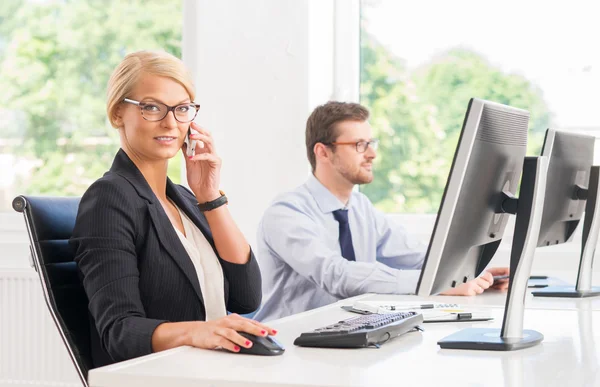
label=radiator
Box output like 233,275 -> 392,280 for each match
0,269 -> 82,386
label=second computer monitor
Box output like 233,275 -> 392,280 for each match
416,98 -> 530,296
532,129 -> 600,298
537,129 -> 594,247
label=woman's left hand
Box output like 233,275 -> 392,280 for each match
183,122 -> 222,203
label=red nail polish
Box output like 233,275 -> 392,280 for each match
234,345 -> 240,351
245,340 -> 251,346
272,329 -> 278,334
260,330 -> 266,335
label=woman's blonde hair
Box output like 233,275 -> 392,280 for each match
106,50 -> 195,128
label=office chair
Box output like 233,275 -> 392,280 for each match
12,195 -> 91,387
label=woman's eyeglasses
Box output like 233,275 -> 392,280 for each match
123,98 -> 200,123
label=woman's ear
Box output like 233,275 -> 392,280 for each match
113,105 -> 124,128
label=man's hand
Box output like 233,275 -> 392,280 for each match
440,267 -> 510,296
487,267 -> 510,291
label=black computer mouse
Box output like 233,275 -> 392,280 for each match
236,332 -> 285,356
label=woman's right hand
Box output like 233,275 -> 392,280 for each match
189,313 -> 277,353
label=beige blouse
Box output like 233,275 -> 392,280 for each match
171,204 -> 227,321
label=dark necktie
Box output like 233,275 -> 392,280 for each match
332,209 -> 356,261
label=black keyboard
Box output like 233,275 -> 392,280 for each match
293,311 -> 423,348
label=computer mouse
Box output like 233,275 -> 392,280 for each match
236,332 -> 285,356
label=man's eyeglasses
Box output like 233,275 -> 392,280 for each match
123,98 -> 200,123
326,139 -> 379,153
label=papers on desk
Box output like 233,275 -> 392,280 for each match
351,300 -> 493,323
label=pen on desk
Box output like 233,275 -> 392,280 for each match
388,304 -> 435,311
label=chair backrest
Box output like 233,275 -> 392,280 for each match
13,195 -> 90,386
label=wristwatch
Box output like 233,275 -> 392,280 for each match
197,190 -> 228,212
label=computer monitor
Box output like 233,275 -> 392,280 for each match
532,129 -> 600,297
416,98 -> 549,351
417,98 -> 529,296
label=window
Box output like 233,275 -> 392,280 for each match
0,0 -> 184,212
360,0 -> 600,213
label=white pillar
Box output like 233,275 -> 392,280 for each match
182,0 -> 343,246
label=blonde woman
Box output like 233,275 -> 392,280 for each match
70,50 -> 275,367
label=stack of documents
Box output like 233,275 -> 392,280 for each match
351,301 -> 493,323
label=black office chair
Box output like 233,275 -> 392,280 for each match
13,195 -> 91,387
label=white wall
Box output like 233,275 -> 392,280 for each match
0,212 -> 29,268
182,0 -> 347,247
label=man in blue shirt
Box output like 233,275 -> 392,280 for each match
254,102 -> 509,322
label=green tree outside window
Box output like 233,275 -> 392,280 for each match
360,30 -> 551,213
0,0 -> 183,206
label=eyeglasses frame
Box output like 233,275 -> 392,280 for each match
123,98 -> 201,123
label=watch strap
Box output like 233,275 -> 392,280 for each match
197,191 -> 228,212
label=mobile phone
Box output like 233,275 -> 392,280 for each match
185,126 -> 198,157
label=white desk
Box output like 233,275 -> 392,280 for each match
356,289 -> 600,311
89,297 -> 600,387
350,271 -> 600,311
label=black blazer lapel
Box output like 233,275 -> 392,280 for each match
110,149 -> 205,306
145,202 -> 205,306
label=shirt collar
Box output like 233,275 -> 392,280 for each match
305,174 -> 352,214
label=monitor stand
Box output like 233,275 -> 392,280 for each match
438,156 -> 548,351
533,166 -> 600,298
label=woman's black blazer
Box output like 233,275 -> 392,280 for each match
70,149 -> 262,367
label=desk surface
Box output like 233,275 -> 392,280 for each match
358,289 -> 600,311
89,297 -> 600,387
355,271 -> 600,311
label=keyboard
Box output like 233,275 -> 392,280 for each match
293,311 -> 423,348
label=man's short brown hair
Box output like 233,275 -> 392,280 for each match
305,101 -> 370,172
